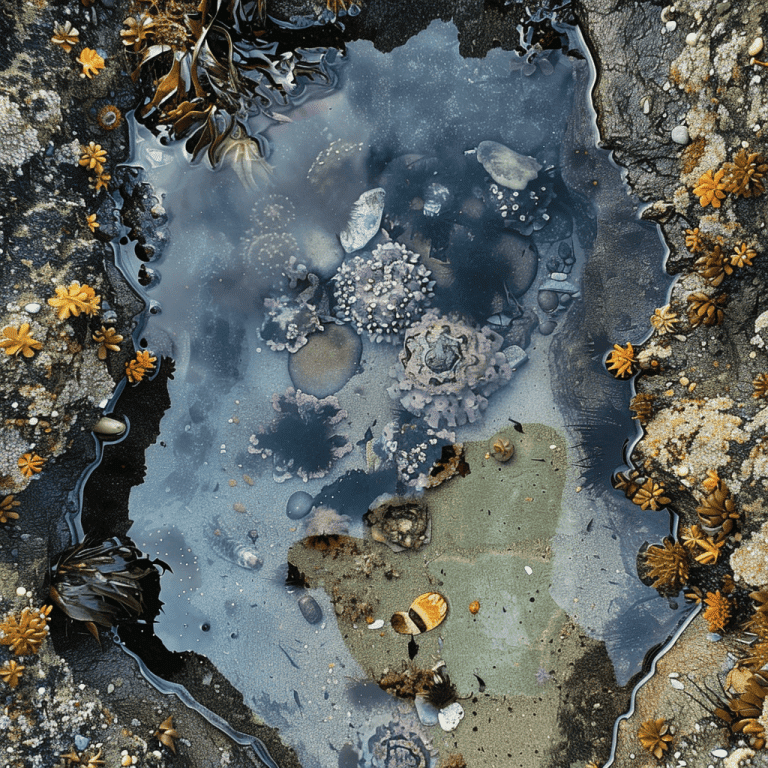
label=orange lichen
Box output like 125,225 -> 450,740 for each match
18,453 -> 45,478
632,478 -> 671,511
51,21 -> 79,52
96,105 -> 123,131
90,172 -> 111,192
125,350 -> 157,383
79,142 -> 107,173
0,323 -> 42,358
0,660 -> 25,688
606,342 -> 636,378
0,605 -> 51,656
722,148 -> 767,198
92,326 -> 124,359
48,282 -> 101,320
694,536 -> 725,565
649,305 -> 679,334
732,242 -> 757,268
687,291 -> 726,327
684,227 -> 704,252
643,539 -> 689,592
704,590 -> 732,633
0,495 -> 20,524
77,48 -> 105,78
693,168 -> 727,208
753,373 -> 768,398
637,718 -> 673,759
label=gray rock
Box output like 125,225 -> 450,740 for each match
339,188 -> 385,253
550,272 -> 568,281
414,695 -> 440,726
493,232 -> 538,296
476,140 -> 541,190
539,319 -> 557,335
540,278 -> 579,294
538,290 -> 560,312
503,345 -> 528,369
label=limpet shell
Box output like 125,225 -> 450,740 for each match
391,591 -> 448,634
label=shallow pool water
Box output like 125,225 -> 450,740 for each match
112,18 -> 693,767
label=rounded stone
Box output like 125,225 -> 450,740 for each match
671,125 -> 689,145
492,232 -> 538,296
537,290 -> 559,312
476,140 -> 541,190
538,319 -> 557,335
286,491 -> 315,520
288,324 -> 362,398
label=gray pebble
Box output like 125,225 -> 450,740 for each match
540,278 -> 578,294
74,735 -> 90,751
550,272 -> 568,281
503,345 -> 528,369
537,290 -> 559,312
414,695 -> 440,726
538,319 -> 557,335
671,125 -> 689,145
286,491 -> 314,520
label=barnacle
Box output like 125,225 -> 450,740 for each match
0,660 -> 25,688
18,452 -> 45,477
96,105 -> 123,131
722,148 -> 767,198
92,326 -> 124,359
694,536 -> 725,565
77,48 -> 105,78
86,213 -> 99,233
120,14 -> 155,51
752,373 -> 768,398
51,21 -> 79,52
0,605 -> 51,655
684,227 -> 704,253
637,718 -> 673,759
154,715 -> 179,753
695,245 -> 733,286
704,590 -> 732,633
0,323 -> 42,358
643,538 -> 689,592
0,495 -> 20,524
696,479 -> 739,534
605,342 -> 636,378
125,350 -> 157,383
79,142 -> 107,173
649,305 -> 679,334
732,242 -> 757,268
632,477 -> 670,511
629,393 -> 655,424
48,282 -> 101,320
687,291 -> 726,327
693,168 -> 727,208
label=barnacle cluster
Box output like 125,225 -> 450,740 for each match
388,310 -> 512,429
0,605 -> 51,656
483,175 -> 555,236
261,276 -> 324,353
333,242 -> 435,343
613,470 -> 670,511
691,149 -> 766,208
696,476 -> 739,535
364,496 -> 430,551
248,388 -> 352,482
715,670 -> 768,749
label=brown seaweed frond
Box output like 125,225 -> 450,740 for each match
643,538 -> 689,593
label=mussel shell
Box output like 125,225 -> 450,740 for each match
298,594 -> 323,624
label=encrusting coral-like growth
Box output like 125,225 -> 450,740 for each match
637,718 -> 673,759
684,227 -> 704,252
0,605 -> 52,656
48,282 -> 101,320
0,323 -> 42,358
18,452 -> 45,478
76,48 -> 105,78
722,148 -> 767,198
703,590 -> 732,633
605,342 -> 636,378
125,350 -> 157,383
0,495 -> 20,524
643,538 -> 689,593
693,168 -> 727,208
649,306 -> 679,334
92,326 -> 124,359
0,659 -> 25,688
687,291 -> 726,327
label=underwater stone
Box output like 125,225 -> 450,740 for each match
539,319 -> 557,335
297,593 -> 323,624
539,278 -> 578,294
503,345 -> 527,369
476,140 -> 541,190
340,188 -> 386,253
286,491 -> 314,520
414,695 -> 440,726
491,232 -> 538,297
288,323 -> 362,398
92,416 -> 127,436
537,290 -> 559,312
422,183 -> 451,217
74,735 -> 90,751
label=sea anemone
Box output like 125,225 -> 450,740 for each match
637,718 -> 673,759
248,387 -> 352,482
696,478 -> 739,534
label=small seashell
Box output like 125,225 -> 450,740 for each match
711,749 -> 728,758
391,591 -> 448,634
469,600 -> 480,614
92,416 -> 127,436
367,619 -> 384,630
298,593 -> 322,624
24,302 -> 41,314
437,702 -> 464,731
339,188 -> 386,253
748,37 -> 764,57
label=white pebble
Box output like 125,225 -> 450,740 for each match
686,32 -> 698,45
711,749 -> 728,758
666,20 -> 677,31
524,565 -> 533,575
24,303 -> 41,314
367,619 -> 384,630
15,587 -> 26,596
748,37 -> 764,57
670,678 -> 685,689
438,702 -> 464,732
671,125 -> 689,144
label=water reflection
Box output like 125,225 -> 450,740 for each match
117,19 -> 685,766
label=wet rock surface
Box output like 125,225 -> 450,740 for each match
2,0 -> 762,766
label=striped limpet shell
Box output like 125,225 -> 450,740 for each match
391,591 -> 448,634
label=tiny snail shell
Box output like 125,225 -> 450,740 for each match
469,600 -> 480,615
298,594 -> 322,624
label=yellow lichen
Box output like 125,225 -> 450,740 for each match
693,168 -> 728,208
637,718 -> 673,759
0,660 -> 25,688
48,282 -> 101,320
704,590 -> 732,633
684,227 -> 704,252
650,305 -> 679,334
18,453 -> 45,478
606,342 -> 636,378
86,213 -> 99,233
0,495 -> 20,524
90,172 -> 111,192
92,326 -> 124,359
79,142 -> 107,174
0,323 -> 42,358
0,605 -> 51,656
51,21 -> 79,53
77,48 -> 105,78
125,350 -> 157,383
